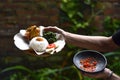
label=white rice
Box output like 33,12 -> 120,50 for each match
29,37 -> 49,52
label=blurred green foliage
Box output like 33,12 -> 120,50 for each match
59,0 -> 120,80
0,65 -> 81,80
102,16 -> 120,36
1,0 -> 120,80
60,0 -> 101,34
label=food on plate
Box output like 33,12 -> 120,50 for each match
24,25 -> 58,52
43,31 -> 57,44
47,43 -> 56,49
80,57 -> 97,72
25,25 -> 40,40
29,37 -> 49,52
14,25 -> 65,56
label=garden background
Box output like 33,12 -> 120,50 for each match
0,0 -> 120,80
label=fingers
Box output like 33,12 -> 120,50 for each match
44,26 -> 63,34
44,26 -> 57,31
80,69 -> 106,78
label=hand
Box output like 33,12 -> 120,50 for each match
44,26 -> 64,34
81,68 -> 112,79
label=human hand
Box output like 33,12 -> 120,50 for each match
44,26 -> 65,34
81,68 -> 112,79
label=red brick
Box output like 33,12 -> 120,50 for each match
104,7 -> 120,15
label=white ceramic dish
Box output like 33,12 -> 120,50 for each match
13,26 -> 66,56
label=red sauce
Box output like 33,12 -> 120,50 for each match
80,57 -> 97,72
47,43 -> 56,49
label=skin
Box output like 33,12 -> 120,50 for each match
81,68 -> 120,80
44,26 -> 120,80
44,26 -> 119,52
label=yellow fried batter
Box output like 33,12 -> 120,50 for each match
25,25 -> 40,40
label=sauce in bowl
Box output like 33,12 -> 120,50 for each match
80,57 -> 97,72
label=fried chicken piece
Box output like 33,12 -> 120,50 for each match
25,25 -> 40,40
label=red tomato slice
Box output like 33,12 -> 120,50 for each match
47,43 -> 56,49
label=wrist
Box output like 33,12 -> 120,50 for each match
103,68 -> 113,80
61,30 -> 67,36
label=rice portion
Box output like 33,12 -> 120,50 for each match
29,37 -> 49,52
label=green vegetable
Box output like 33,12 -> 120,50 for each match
43,32 -> 57,44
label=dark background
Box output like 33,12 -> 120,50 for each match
0,0 -> 120,79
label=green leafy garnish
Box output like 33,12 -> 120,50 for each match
43,32 -> 57,44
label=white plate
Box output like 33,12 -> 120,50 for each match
13,26 -> 66,56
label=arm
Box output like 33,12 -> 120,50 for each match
82,68 -> 120,80
110,73 -> 120,80
63,32 -> 120,79
62,32 -> 118,52
44,26 -> 120,80
44,26 -> 119,52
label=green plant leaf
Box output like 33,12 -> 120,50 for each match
0,65 -> 32,73
84,0 -> 91,5
104,52 -> 120,57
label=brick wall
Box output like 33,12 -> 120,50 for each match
0,1 -> 61,73
0,0 -> 60,55
0,0 -> 59,36
91,1 -> 120,32
0,0 -> 120,54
